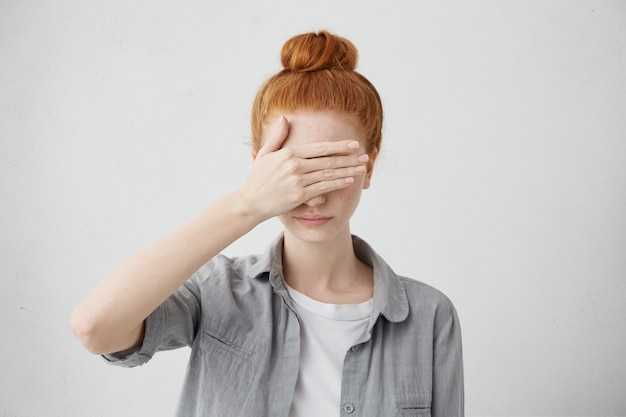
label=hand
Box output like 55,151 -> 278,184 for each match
239,115 -> 369,221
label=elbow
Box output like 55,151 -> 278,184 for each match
70,306 -> 111,355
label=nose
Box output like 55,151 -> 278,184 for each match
303,194 -> 326,207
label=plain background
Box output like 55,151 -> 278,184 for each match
1,0 -> 625,415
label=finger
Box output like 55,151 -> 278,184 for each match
291,139 -> 361,159
302,176 -> 357,199
303,165 -> 367,185
300,153 -> 369,174
257,115 -> 289,158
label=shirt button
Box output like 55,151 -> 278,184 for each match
350,345 -> 359,352
343,403 -> 355,414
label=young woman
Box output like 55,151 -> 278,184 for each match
71,30 -> 464,417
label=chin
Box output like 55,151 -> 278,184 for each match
281,218 -> 349,245
290,231 -> 335,244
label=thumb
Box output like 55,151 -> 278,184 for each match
256,115 -> 289,158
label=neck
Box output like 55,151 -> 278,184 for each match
281,229 -> 373,303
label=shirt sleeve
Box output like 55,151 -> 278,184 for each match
102,278 -> 202,367
431,303 -> 464,416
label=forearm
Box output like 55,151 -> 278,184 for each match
70,191 -> 262,355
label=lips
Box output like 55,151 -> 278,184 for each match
294,215 -> 332,227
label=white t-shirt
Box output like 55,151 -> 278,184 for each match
286,284 -> 373,417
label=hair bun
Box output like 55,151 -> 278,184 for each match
280,30 -> 358,72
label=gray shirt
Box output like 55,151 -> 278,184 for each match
104,235 -> 464,416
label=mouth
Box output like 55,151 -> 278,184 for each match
294,215 -> 332,227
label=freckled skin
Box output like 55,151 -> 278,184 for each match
264,110 -> 372,246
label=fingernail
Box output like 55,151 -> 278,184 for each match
344,177 -> 355,184
347,141 -> 360,150
357,154 -> 369,163
355,165 -> 366,173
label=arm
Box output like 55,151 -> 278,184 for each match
70,116 -> 367,355
432,306 -> 464,416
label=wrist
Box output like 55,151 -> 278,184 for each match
228,189 -> 270,227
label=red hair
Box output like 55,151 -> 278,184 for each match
251,30 -> 383,162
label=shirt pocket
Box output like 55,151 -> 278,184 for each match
190,327 -> 256,401
198,328 -> 254,374
395,393 -> 432,417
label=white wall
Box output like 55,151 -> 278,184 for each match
1,0 -> 625,415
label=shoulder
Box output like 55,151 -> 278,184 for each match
399,276 -> 454,305
352,235 -> 459,325
398,276 -> 459,323
192,235 -> 282,286
190,252 -> 268,287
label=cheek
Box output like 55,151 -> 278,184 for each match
330,183 -> 363,209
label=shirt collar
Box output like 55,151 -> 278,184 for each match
249,234 -> 409,324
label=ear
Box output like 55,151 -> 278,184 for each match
362,147 -> 378,190
362,167 -> 373,189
